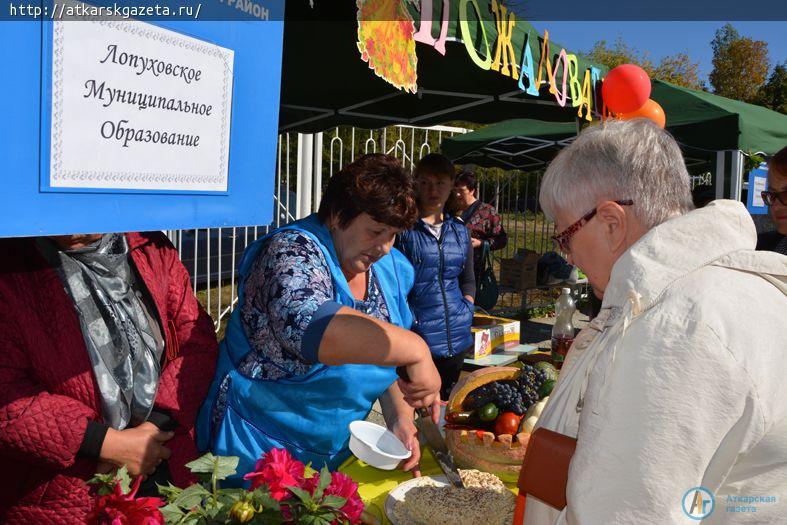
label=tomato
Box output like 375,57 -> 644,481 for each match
478,402 -> 499,422
494,412 -> 521,436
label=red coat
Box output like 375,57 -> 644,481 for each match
0,232 -> 218,523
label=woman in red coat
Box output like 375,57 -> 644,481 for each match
0,232 -> 218,523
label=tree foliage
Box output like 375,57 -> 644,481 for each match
709,23 -> 771,103
754,62 -> 787,114
582,37 -> 703,90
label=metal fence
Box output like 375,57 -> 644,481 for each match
168,124 -> 469,332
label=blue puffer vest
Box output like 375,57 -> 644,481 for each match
397,217 -> 474,358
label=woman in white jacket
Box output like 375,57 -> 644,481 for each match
525,119 -> 787,525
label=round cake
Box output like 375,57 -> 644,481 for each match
392,469 -> 515,525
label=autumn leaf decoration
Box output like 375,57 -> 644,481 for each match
356,0 -> 418,93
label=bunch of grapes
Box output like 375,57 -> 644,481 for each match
466,366 -> 550,416
468,381 -> 522,415
516,365 -> 548,412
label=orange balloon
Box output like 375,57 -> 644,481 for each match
617,99 -> 666,128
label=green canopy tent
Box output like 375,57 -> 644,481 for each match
279,1 -> 605,133
441,80 -> 787,198
656,80 -> 787,154
440,118 -> 577,169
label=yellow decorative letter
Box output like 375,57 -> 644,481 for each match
490,0 -> 518,79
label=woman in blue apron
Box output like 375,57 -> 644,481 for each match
196,154 -> 442,484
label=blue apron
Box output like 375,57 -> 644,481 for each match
196,214 -> 414,483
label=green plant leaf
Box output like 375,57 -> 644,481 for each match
156,482 -> 183,501
87,466 -> 132,495
86,472 -> 117,496
313,466 -> 331,500
307,515 -> 334,525
287,485 -> 315,506
251,488 -> 281,511
185,453 -> 239,481
298,515 -> 320,525
205,501 -> 224,518
173,483 -> 211,509
319,510 -> 341,521
321,495 -> 347,509
159,503 -> 185,522
86,471 -> 114,487
217,487 -> 247,503
114,466 -> 132,494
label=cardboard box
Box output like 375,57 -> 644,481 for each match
470,313 -> 521,359
499,249 -> 540,290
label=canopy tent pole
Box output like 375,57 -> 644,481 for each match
313,132 -> 324,211
297,133 -> 314,219
715,151 -> 726,201
730,150 -> 744,201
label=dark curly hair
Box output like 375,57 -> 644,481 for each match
455,170 -> 477,191
317,154 -> 418,230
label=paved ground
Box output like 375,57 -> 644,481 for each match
365,311 -> 589,425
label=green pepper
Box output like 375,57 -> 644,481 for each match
538,379 -> 556,398
478,402 -> 499,422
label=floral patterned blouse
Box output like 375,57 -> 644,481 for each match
235,229 -> 392,381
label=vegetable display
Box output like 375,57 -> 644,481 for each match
444,364 -> 557,482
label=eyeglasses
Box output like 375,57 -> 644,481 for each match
551,200 -> 634,253
762,190 -> 787,206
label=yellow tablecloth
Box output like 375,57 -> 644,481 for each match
339,448 -> 443,524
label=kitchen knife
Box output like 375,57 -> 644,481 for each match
396,366 -> 465,488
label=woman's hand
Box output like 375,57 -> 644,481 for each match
390,417 -> 422,478
398,355 -> 441,422
471,238 -> 483,248
99,422 -> 173,476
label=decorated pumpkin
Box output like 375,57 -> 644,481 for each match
444,365 -> 555,482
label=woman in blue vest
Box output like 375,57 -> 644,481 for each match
196,154 -> 442,483
397,154 -> 475,400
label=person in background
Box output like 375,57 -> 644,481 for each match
453,170 -> 508,280
525,120 -> 787,524
0,232 -> 218,524
197,154 -> 441,483
397,154 -> 475,400
757,145 -> 787,254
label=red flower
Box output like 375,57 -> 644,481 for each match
243,448 -> 305,501
326,472 -> 364,524
88,477 -> 165,525
301,472 -> 364,524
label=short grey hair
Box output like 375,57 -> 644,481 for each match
539,119 -> 694,229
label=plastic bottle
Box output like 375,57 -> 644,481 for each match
551,288 -> 576,367
554,286 -> 574,317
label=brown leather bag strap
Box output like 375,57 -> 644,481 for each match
517,427 -> 577,511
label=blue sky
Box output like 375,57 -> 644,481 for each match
530,21 -> 787,85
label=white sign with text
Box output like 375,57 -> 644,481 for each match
50,15 -> 234,192
752,173 -> 767,207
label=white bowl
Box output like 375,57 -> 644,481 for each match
348,420 -> 412,470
